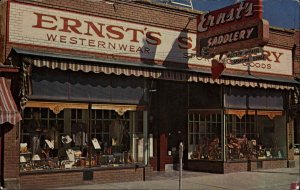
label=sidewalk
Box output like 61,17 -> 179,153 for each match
55,156 -> 300,190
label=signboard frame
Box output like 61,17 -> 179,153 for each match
196,0 -> 269,58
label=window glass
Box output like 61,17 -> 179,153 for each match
20,108 -> 145,172
225,111 -> 286,161
226,114 -> 256,161
257,114 -> 286,160
188,110 -> 222,161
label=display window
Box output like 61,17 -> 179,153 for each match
20,107 -> 146,172
188,110 -> 222,161
225,110 -> 286,161
187,109 -> 286,162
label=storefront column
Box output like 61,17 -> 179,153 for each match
143,111 -> 148,165
287,118 -> 295,167
143,80 -> 149,165
222,110 -> 226,161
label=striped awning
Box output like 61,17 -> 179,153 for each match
25,56 -> 296,90
14,48 -> 297,92
0,77 -> 22,125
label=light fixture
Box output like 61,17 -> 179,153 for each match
104,0 -> 115,5
20,156 -> 27,171
20,156 -> 27,163
32,154 -> 41,161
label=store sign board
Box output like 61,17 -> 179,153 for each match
200,26 -> 259,50
228,54 -> 265,65
224,47 -> 265,65
196,0 -> 269,57
197,0 -> 263,33
226,47 -> 263,58
212,47 -> 265,79
8,2 -> 290,76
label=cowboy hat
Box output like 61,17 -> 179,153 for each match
61,135 -> 72,144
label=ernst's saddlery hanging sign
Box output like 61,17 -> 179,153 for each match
197,0 -> 269,57
8,2 -> 291,76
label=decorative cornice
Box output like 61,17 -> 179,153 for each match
92,104 -> 145,116
24,101 -> 145,115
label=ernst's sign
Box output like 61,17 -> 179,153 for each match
197,0 -> 258,33
197,0 -> 269,57
8,2 -> 291,76
201,26 -> 258,49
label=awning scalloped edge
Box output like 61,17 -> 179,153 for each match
23,57 -> 295,91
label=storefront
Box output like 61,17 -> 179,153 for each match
1,0 -> 299,188
10,49 -> 150,189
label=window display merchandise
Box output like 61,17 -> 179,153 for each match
188,110 -> 286,162
20,108 -> 145,172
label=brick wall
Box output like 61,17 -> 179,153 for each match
19,167 -> 145,189
268,28 -> 295,50
260,160 -> 287,169
20,171 -> 83,189
3,123 -> 20,188
12,0 -> 198,31
0,1 -> 7,63
93,167 -> 144,183
223,162 -> 248,173
294,30 -> 300,77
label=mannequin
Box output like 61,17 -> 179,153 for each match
28,111 -> 43,155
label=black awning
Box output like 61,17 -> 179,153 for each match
29,67 -> 146,105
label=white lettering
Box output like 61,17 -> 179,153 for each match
205,27 -> 255,48
246,28 -> 254,38
197,2 -> 255,33
197,13 -> 208,32
235,2 -> 247,20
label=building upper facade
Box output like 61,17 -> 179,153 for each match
0,0 -> 299,81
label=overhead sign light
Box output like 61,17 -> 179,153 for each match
196,0 -> 269,58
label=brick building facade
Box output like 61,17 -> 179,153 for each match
292,29 -> 300,145
0,0 -> 299,189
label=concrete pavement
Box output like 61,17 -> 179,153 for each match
55,156 -> 300,190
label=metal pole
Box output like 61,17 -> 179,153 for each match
179,142 -> 183,190
88,103 -> 92,168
